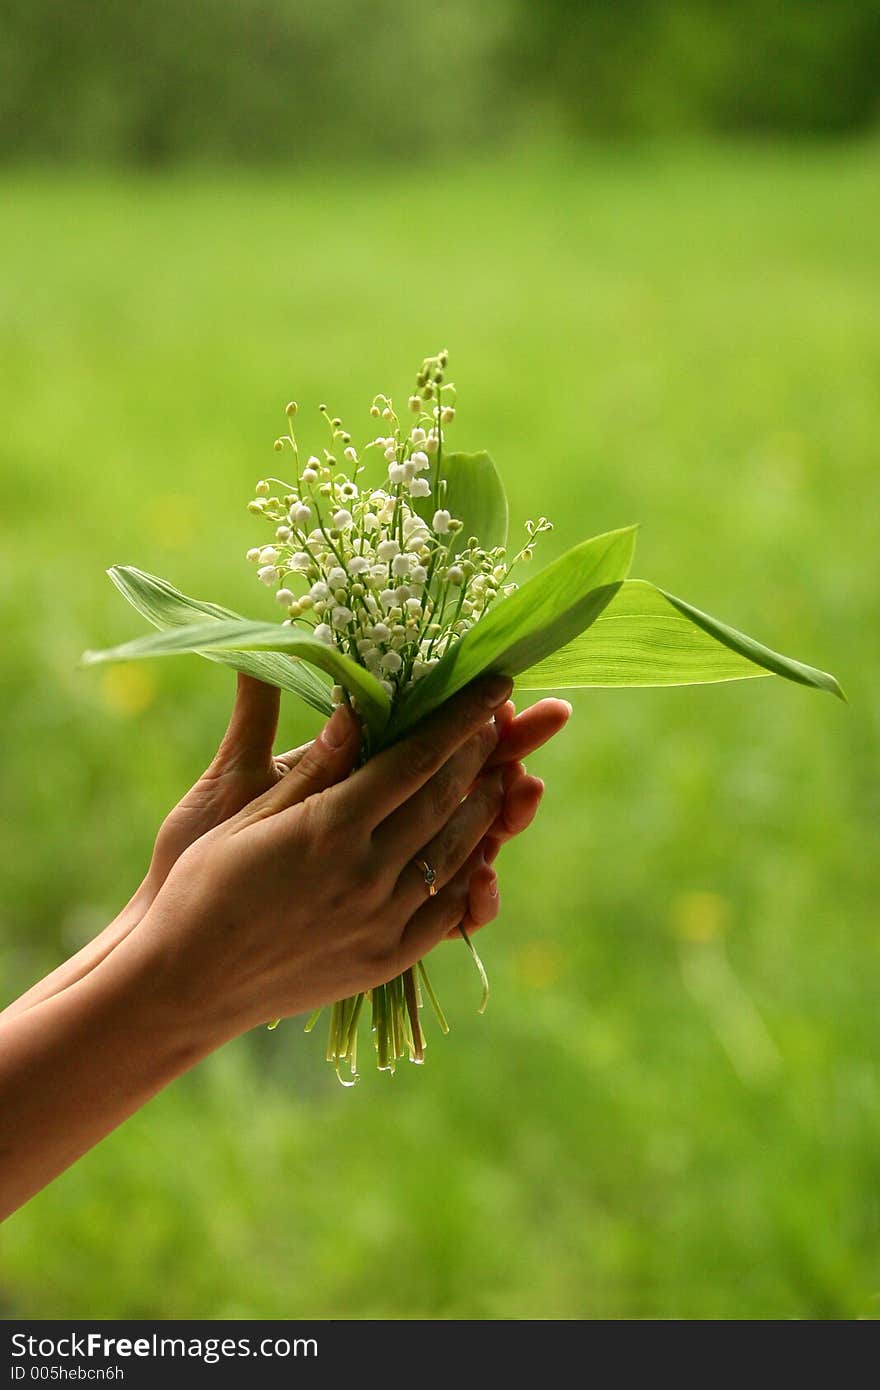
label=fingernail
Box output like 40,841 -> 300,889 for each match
560,700 -> 573,716
321,705 -> 351,749
488,874 -> 499,899
480,673 -> 513,708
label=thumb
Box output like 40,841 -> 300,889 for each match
262,704 -> 361,810
213,673 -> 281,771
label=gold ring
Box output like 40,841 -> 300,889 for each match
416,858 -> 438,897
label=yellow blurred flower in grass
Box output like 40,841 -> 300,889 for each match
100,665 -> 157,716
669,890 -> 731,943
513,941 -> 566,991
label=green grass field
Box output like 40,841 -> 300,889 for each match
1,143 -> 878,1319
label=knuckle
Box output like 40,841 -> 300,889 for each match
406,735 -> 438,781
475,722 -> 499,763
290,749 -> 325,792
428,764 -> 460,822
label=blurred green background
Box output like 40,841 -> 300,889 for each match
1,2 -> 879,1320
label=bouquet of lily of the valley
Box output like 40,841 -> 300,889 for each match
85,351 -> 842,1080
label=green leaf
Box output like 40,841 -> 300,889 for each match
414,450 -> 509,555
104,565 -> 333,716
390,526 -> 638,737
517,578 -> 845,699
84,616 -> 392,737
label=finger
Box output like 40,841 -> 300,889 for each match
244,704 -> 360,817
393,767 -> 504,914
441,857 -> 500,941
457,859 -> 500,938
372,719 -> 498,864
338,674 -> 512,827
493,699 -> 516,737
397,848 -> 490,966
483,765 -> 544,863
274,740 -> 311,775
487,698 -> 571,768
214,674 -> 281,770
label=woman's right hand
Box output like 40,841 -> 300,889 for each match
129,675 -> 543,1039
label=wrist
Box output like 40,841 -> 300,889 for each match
114,899 -> 253,1056
116,876 -> 156,930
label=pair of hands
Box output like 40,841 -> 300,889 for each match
0,674 -> 570,1220
128,673 -> 570,1036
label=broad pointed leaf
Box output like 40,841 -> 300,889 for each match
391,526 -> 638,737
85,615 -> 394,736
517,578 -> 844,699
414,450 -> 508,555
105,566 -> 333,716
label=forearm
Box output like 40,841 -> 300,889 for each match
0,927 -> 228,1220
0,883 -> 153,1022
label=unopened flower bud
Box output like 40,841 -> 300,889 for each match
408,395 -> 421,413
275,588 -> 295,606
285,401 -> 297,417
256,480 -> 270,496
